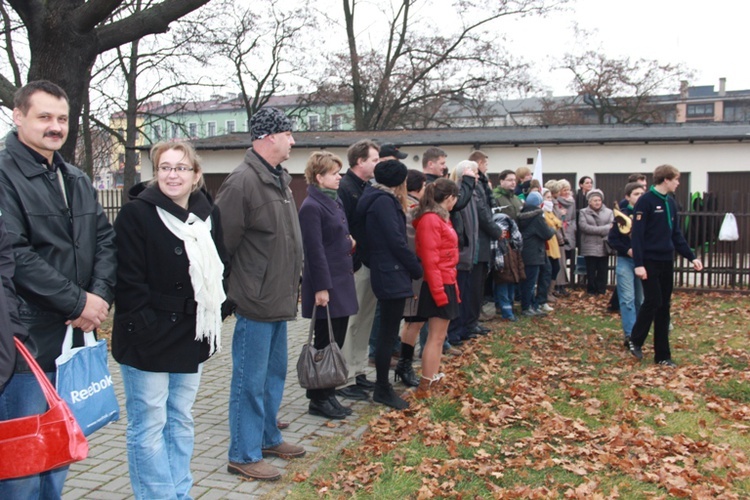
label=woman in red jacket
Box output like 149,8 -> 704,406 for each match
412,178 -> 460,398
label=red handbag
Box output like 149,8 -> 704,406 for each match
0,338 -> 89,480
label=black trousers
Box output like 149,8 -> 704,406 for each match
447,270 -> 472,343
585,256 -> 608,294
375,298 -> 406,386
630,260 -> 673,362
467,261 -> 488,328
306,316 -> 349,400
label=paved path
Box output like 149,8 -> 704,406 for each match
63,316 -> 377,499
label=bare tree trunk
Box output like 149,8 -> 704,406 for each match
3,0 -> 211,163
123,40 -> 140,195
80,67 -> 95,180
343,0 -> 365,130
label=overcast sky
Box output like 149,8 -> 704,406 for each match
507,0 -> 750,94
3,0 -> 748,134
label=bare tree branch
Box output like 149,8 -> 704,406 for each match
563,48 -> 690,124
73,0 -> 124,32
0,71 -> 15,108
96,0 -> 210,53
324,0 -> 562,130
202,0 -> 311,124
0,2 -> 22,87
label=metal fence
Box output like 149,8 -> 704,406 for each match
676,193 -> 750,291
587,193 -> 750,292
97,189 -> 123,225
99,187 -> 749,292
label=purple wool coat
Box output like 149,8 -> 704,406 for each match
299,185 -> 359,320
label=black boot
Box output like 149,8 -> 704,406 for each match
309,398 -> 347,419
328,395 -> 353,416
355,374 -> 376,391
394,357 -> 420,387
373,383 -> 409,410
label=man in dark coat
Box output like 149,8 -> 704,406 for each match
465,151 -> 502,334
0,81 -> 117,497
421,148 -> 476,351
216,107 -> 305,481
422,147 -> 476,249
336,139 -> 380,401
628,165 -> 703,367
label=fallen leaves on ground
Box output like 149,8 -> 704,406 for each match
307,291 -> 750,498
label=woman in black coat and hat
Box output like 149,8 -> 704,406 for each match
354,160 -> 423,410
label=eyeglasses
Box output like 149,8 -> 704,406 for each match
158,165 -> 193,174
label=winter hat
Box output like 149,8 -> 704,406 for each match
374,160 -> 408,187
586,189 -> 604,202
525,191 -> 543,207
250,107 -> 292,140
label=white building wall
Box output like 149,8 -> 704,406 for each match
141,141 -> 750,194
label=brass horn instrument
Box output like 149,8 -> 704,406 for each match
613,205 -> 632,235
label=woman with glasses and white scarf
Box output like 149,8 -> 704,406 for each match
112,141 -> 229,500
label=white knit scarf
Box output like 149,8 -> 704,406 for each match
157,207 -> 225,355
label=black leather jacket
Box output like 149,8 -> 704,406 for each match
426,173 -> 476,250
0,211 -> 27,390
0,132 -> 117,372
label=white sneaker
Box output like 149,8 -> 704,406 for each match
539,303 -> 554,312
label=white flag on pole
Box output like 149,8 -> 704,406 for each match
532,148 -> 543,184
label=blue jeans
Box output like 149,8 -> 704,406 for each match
520,265 -> 541,311
493,283 -> 516,319
121,364 -> 202,500
228,315 -> 286,464
616,256 -> 644,338
0,372 -> 68,499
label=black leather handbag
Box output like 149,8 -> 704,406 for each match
296,306 -> 349,389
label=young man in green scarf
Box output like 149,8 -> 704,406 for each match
628,165 -> 703,367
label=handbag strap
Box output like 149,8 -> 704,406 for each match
14,337 -> 63,408
309,305 -> 336,345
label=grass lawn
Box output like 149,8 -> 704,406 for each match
280,290 -> 750,499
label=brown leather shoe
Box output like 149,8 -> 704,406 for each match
276,420 -> 290,430
227,460 -> 281,481
261,441 -> 306,459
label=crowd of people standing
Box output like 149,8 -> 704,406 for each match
0,81 -> 703,494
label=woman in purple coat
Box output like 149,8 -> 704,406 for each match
299,152 -> 358,420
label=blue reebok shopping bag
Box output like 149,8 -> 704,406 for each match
56,326 -> 120,436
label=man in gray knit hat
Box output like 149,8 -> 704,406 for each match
216,107 -> 305,481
